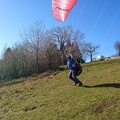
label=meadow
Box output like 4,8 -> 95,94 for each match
0,59 -> 120,120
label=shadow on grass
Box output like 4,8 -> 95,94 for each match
83,83 -> 120,88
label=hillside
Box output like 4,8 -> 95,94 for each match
0,59 -> 120,120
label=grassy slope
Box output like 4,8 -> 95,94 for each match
0,59 -> 120,120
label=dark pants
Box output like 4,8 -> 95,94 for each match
68,69 -> 83,85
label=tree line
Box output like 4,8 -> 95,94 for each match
1,21 -> 119,81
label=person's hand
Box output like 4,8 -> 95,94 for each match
72,64 -> 75,67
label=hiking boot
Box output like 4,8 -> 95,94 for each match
74,83 -> 78,86
78,82 -> 83,86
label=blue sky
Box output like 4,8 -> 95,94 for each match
0,0 -> 120,60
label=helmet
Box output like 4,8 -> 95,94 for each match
69,54 -> 73,59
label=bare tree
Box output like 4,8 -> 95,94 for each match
13,43 -> 35,77
85,42 -> 100,62
51,25 -> 72,64
114,40 -> 120,56
38,32 -> 61,70
78,41 -> 88,62
44,42 -> 60,70
51,25 -> 84,64
20,21 -> 47,74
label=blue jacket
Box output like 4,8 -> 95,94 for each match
67,58 -> 75,70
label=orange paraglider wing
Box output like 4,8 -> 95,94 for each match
52,0 -> 77,22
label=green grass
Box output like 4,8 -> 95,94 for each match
0,59 -> 120,120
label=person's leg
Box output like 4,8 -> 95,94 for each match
72,70 -> 83,86
68,70 -> 76,84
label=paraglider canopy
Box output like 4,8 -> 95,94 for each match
52,0 -> 77,22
